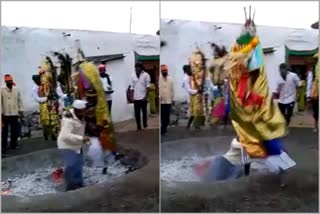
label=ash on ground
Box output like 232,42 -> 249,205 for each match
161,156 -> 271,183
2,161 -> 128,198
161,156 -> 203,182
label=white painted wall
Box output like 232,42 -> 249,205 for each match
160,19 -> 318,102
1,26 -> 160,122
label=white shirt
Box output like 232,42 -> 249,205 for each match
57,109 -> 86,153
100,74 -> 113,101
130,71 -> 151,100
306,71 -> 313,98
56,85 -> 66,110
277,72 -> 302,104
32,84 -> 47,103
182,74 -> 197,95
32,85 -> 65,111
182,74 -> 189,90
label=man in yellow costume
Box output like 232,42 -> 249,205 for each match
225,7 -> 296,171
71,48 -> 120,174
37,57 -> 60,141
195,7 -> 296,182
188,49 -> 206,129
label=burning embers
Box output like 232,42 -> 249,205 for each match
1,161 -> 129,198
1,180 -> 12,195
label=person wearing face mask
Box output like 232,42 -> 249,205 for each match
160,64 -> 174,136
1,74 -> 24,157
275,63 -> 302,126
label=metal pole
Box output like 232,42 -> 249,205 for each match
129,6 -> 132,33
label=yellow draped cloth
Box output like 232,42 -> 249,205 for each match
227,39 -> 287,158
79,62 -> 116,152
190,94 -> 204,118
149,83 -> 157,114
38,60 -> 59,137
189,50 -> 206,127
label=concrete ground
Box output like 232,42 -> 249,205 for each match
2,116 -> 160,212
161,123 -> 318,212
290,110 -> 316,128
3,115 -> 159,157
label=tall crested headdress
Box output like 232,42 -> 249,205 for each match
39,56 -> 54,73
53,51 -> 73,95
74,40 -> 86,65
238,5 -> 257,45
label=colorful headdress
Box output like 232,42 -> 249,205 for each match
39,57 -> 54,74
189,48 -> 206,90
211,43 -> 228,59
73,40 -> 86,66
53,52 -> 73,95
227,6 -> 263,78
209,43 -> 229,85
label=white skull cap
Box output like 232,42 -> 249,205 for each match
72,100 -> 87,110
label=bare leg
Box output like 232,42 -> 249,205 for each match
279,170 -> 288,189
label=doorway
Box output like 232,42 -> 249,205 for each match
134,52 -> 160,113
286,49 -> 317,112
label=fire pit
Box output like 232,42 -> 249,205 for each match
2,162 -> 129,197
161,136 -> 270,183
2,146 -> 147,211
